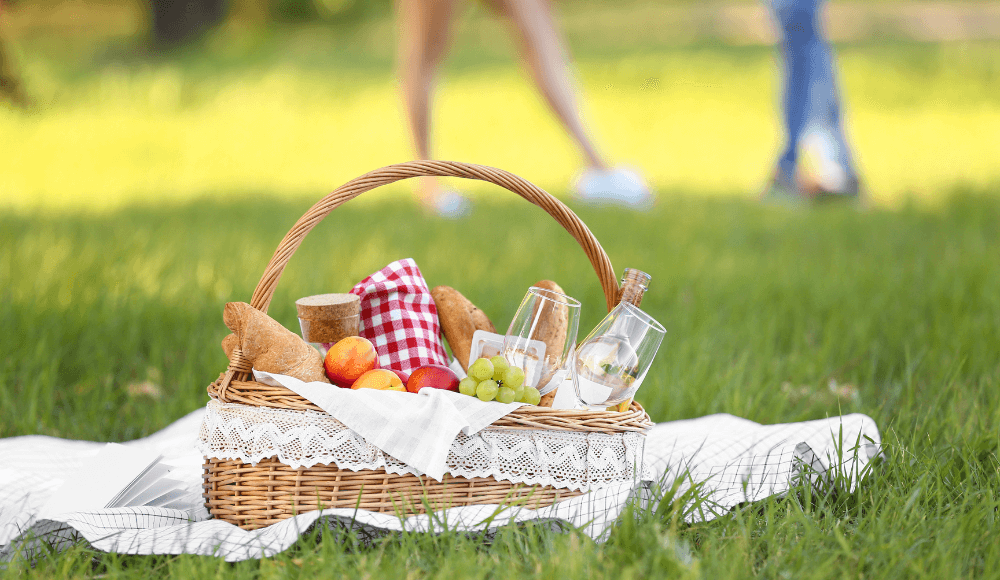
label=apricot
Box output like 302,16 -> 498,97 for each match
388,369 -> 410,389
325,336 -> 378,387
406,365 -> 460,394
351,369 -> 405,392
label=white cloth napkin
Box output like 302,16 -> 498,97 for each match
253,370 -> 523,480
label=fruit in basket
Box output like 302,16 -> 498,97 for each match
458,377 -> 478,396
460,356 -> 545,405
503,366 -> 525,389
469,358 -> 494,382
325,336 -> 379,387
496,386 -> 516,404
476,379 -> 499,401
490,355 -> 509,379
351,369 -> 405,391
389,369 -> 410,388
407,365 -> 460,393
511,383 -> 526,402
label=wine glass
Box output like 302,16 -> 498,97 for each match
502,287 -> 581,396
574,302 -> 665,409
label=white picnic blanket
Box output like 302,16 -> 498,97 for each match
0,409 -> 881,563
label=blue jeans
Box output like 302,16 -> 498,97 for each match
769,0 -> 856,184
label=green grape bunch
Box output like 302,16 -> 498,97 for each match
461,355 -> 540,405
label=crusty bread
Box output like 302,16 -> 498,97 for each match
431,286 -> 496,372
221,302 -> 330,384
221,333 -> 239,358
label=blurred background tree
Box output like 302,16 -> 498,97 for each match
145,0 -> 391,44
149,0 -> 227,46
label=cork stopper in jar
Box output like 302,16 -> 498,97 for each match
618,268 -> 650,307
295,293 -> 361,344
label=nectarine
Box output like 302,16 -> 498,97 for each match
407,365 -> 460,394
388,369 -> 410,388
351,369 -> 405,391
325,336 -> 378,387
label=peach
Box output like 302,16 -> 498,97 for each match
406,365 -> 460,394
388,369 -> 410,389
325,336 -> 378,388
351,369 -> 405,392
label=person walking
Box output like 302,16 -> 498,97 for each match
397,0 -> 652,217
763,0 -> 861,203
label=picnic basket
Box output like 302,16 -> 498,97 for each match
203,160 -> 654,530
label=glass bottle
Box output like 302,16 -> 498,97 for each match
574,269 -> 665,409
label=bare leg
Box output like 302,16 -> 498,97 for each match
491,0 -> 607,169
396,0 -> 456,204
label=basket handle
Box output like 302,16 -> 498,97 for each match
248,160 -> 621,314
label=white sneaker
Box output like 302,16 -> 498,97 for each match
429,189 -> 472,219
572,166 -> 654,210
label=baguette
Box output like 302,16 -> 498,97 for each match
431,286 -> 496,371
221,302 -> 330,384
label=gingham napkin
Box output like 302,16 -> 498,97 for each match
345,259 -> 449,374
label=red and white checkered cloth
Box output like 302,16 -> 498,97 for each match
346,259 -> 449,373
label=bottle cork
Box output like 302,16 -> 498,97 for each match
618,268 -> 651,307
295,293 -> 361,345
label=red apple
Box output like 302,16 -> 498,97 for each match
406,365 -> 460,394
389,369 -> 410,388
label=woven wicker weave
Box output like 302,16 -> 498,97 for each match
203,458 -> 585,529
204,161 -> 653,530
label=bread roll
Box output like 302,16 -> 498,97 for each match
221,302 -> 330,383
431,286 -> 496,371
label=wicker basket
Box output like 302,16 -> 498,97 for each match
203,160 -> 654,530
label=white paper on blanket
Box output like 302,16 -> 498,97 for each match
252,370 -> 523,480
39,443 -> 202,519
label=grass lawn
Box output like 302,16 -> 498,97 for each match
2,9 -> 999,579
3,191 -> 999,577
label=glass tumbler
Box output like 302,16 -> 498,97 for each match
502,287 -> 581,395
574,302 -> 666,409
